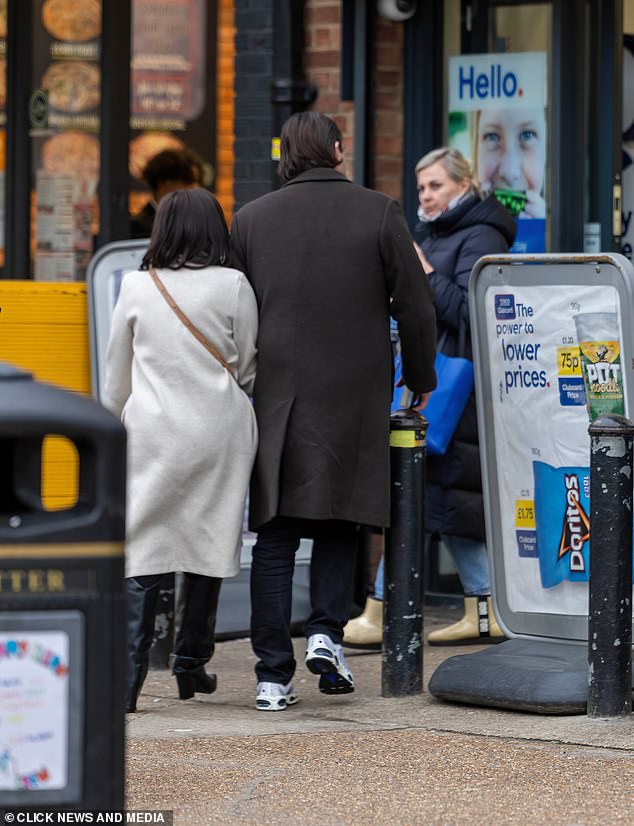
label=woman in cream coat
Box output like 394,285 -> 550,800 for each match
104,188 -> 258,712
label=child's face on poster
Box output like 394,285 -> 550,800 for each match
476,108 -> 547,218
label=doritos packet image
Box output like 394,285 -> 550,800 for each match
533,461 -> 591,588
533,460 -> 634,589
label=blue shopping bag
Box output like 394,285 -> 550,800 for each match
391,349 -> 474,455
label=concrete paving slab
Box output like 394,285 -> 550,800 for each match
125,617 -> 634,824
126,729 -> 634,825
127,637 -> 634,751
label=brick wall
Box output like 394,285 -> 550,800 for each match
216,0 -> 236,219
229,1 -> 406,208
373,15 -> 404,201
304,1 -> 405,202
233,0 -> 274,210
304,1 -> 356,177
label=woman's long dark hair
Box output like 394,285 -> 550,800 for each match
277,111 -> 343,182
141,188 -> 229,270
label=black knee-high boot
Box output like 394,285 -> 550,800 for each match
126,575 -> 162,712
170,573 -> 222,700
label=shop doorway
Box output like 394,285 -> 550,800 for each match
454,0 -> 632,252
403,0 -> 626,597
411,0 -> 625,255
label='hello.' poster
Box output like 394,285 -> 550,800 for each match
448,52 -> 548,254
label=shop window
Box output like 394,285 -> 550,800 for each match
27,0 -> 216,282
444,2 -> 552,253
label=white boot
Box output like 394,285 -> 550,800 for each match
427,596 -> 505,646
342,596 -> 382,649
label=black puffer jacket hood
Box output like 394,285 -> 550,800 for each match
421,192 -> 517,247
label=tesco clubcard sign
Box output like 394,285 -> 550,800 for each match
449,52 -> 547,111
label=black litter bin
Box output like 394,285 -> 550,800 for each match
0,363 -> 126,809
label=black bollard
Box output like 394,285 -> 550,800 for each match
382,409 -> 426,697
588,414 -> 634,717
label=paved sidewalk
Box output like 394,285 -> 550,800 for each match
125,610 -> 634,826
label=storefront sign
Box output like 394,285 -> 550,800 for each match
448,52 -> 548,254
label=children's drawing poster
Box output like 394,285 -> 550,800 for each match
0,629 -> 70,791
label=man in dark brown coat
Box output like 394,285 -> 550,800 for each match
230,111 -> 436,711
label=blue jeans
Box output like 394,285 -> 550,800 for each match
374,534 -> 490,600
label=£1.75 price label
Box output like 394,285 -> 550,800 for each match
515,498 -> 537,557
515,499 -> 535,528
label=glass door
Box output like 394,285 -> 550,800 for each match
620,0 -> 634,261
3,0 -> 216,280
445,1 -> 552,252
445,0 -> 625,254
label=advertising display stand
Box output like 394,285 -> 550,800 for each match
87,239 -> 150,400
429,254 -> 634,713
0,363 -> 126,807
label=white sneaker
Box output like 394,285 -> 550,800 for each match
305,634 -> 355,695
255,681 -> 298,712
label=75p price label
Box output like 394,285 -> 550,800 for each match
557,346 -> 582,376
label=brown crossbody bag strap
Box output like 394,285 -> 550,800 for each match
149,266 -> 238,383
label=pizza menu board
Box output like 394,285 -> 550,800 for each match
35,0 -> 101,162
34,171 -> 93,281
128,0 -> 212,218
29,0 -> 214,280
131,0 -> 205,126
32,0 -> 102,280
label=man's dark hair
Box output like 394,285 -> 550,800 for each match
141,188 -> 229,270
142,148 -> 204,194
277,112 -> 343,182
